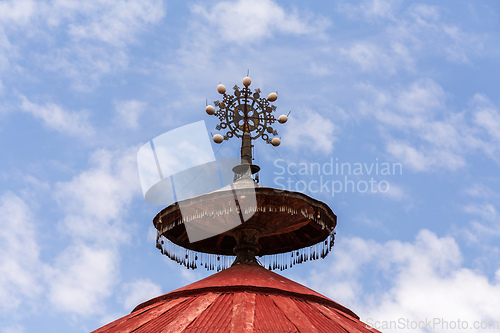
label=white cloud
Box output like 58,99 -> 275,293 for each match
474,106 -> 500,142
306,230 -> 500,332
0,146 -> 141,320
282,109 -> 336,155
405,3 -> 441,30
440,24 -> 482,64
40,45 -> 130,91
464,203 -> 497,222
338,0 -> 402,21
379,182 -> 407,201
0,0 -> 165,90
465,94 -> 500,161
0,325 -> 25,333
114,100 -> 146,129
338,1 -> 486,76
386,140 -> 465,172
54,148 -> 140,244
58,0 -> 165,47
341,43 -> 388,72
462,184 -> 498,199
466,221 -> 500,245
356,80 -> 500,172
340,41 -> 414,74
47,147 -> 141,317
395,79 -> 445,116
163,0 -> 333,109
399,4 -> 484,64
0,0 -> 35,25
358,78 -> 445,125
0,36 -> 10,71
165,0 -> 330,87
305,236 -> 376,306
121,279 -> 162,310
20,96 -> 94,137
192,0 -> 329,45
0,0 -> 165,47
47,245 -> 117,316
461,199 -> 500,244
0,193 -> 42,312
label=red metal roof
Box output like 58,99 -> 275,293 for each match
92,262 -> 382,333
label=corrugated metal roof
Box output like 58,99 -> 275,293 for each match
92,262 -> 382,333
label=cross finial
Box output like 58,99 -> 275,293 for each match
205,76 -> 288,179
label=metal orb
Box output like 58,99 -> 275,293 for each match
278,115 -> 288,124
271,137 -> 281,146
206,105 -> 216,115
213,134 -> 224,143
267,92 -> 278,102
217,84 -> 226,94
242,77 -> 251,87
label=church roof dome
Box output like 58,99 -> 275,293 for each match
93,262 -> 380,333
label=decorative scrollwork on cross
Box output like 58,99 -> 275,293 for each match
205,77 -> 287,147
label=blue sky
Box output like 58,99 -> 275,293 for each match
1,0 -> 500,332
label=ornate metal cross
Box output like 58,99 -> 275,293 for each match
205,76 -> 287,177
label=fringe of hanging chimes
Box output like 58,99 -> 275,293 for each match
261,232 -> 335,271
156,235 -> 235,271
156,231 -> 335,272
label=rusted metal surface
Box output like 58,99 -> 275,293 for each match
92,262 -> 382,333
185,293 -> 232,332
230,292 -> 255,333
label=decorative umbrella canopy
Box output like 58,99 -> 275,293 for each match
155,77 -> 337,271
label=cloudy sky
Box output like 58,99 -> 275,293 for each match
1,0 -> 500,332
